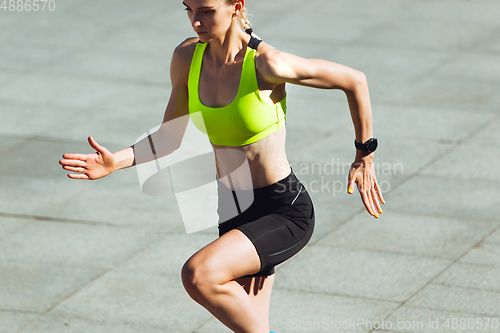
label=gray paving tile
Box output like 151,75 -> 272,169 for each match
482,33 -> 500,53
460,242 -> 500,267
283,94 -> 352,158
340,45 -> 449,80
0,217 -> 34,241
49,167 -> 184,230
286,102 -> 491,191
250,0 -> 404,26
356,13 -> 491,51
0,260 -> 104,313
436,52 -> 500,83
484,228 -> 500,243
0,73 -> 131,109
94,19 -> 190,58
398,0 -> 500,27
285,126 -> 353,165
57,1 -> 162,30
0,221 -> 162,268
0,310 -> 38,333
29,232 -> 305,333
434,263 -> 500,292
0,11 -> 111,49
47,246 -> 212,332
45,48 -> 170,85
0,43 -> 70,74
0,103 -> 81,138
0,71 -> 16,86
105,233 -> 217,278
0,220 -> 164,314
406,284 -> 500,316
420,142 -> 500,182
0,140 -> 93,216
193,318 -> 232,333
50,99 -> 170,147
0,176 -> 77,216
276,13 -> 381,46
284,95 -> 351,134
275,246 -> 451,302
0,136 -> 27,156
374,104 -> 493,143
393,75 -> 500,110
305,197 -> 362,242
386,175 -> 500,221
387,306 -> 500,333
270,289 -> 400,333
373,139 -> 444,187
293,135 -> 446,195
420,117 -> 500,181
317,212 -> 497,259
0,96 -> 168,147
0,10 -> 25,29
20,315 -> 183,333
0,139 -> 183,229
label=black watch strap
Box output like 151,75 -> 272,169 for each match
355,138 -> 378,153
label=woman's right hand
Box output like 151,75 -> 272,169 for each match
59,136 -> 116,180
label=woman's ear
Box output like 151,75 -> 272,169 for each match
233,0 -> 244,17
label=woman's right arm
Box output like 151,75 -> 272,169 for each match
59,39 -> 196,180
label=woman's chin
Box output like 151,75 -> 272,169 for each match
196,32 -> 211,42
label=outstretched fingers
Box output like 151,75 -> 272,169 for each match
61,153 -> 88,161
359,180 -> 379,218
374,179 -> 385,205
60,158 -> 85,167
62,165 -> 86,173
347,167 -> 356,194
371,186 -> 382,215
360,188 -> 375,217
88,136 -> 107,155
348,160 -> 384,218
67,172 -> 90,180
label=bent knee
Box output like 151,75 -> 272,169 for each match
181,259 -> 225,294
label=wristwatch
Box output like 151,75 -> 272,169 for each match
354,138 -> 378,153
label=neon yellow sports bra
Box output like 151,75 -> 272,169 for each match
187,37 -> 286,146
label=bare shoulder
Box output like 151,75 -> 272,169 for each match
254,42 -> 282,72
171,37 -> 199,84
254,41 -> 297,84
174,37 -> 199,58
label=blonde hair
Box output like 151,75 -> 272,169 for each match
226,0 -> 251,31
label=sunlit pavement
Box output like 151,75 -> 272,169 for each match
1,0 -> 500,332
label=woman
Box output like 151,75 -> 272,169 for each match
59,0 -> 385,332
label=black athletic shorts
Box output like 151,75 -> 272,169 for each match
217,169 -> 315,277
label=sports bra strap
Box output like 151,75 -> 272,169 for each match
248,36 -> 262,50
197,36 -> 261,50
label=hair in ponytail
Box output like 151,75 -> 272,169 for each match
239,7 -> 251,31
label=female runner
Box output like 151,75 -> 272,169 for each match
59,0 -> 385,332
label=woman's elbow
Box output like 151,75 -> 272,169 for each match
339,70 -> 368,94
352,70 -> 368,90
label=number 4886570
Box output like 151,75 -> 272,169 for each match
1,0 -> 56,11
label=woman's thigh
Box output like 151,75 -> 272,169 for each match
184,229 -> 262,284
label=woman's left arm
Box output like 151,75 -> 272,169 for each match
256,47 -> 385,217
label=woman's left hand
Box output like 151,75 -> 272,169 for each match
347,152 -> 385,218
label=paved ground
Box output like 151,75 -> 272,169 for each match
1,0 -> 500,332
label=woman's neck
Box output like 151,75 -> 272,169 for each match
207,23 -> 250,65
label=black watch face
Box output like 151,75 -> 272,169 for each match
367,140 -> 378,152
